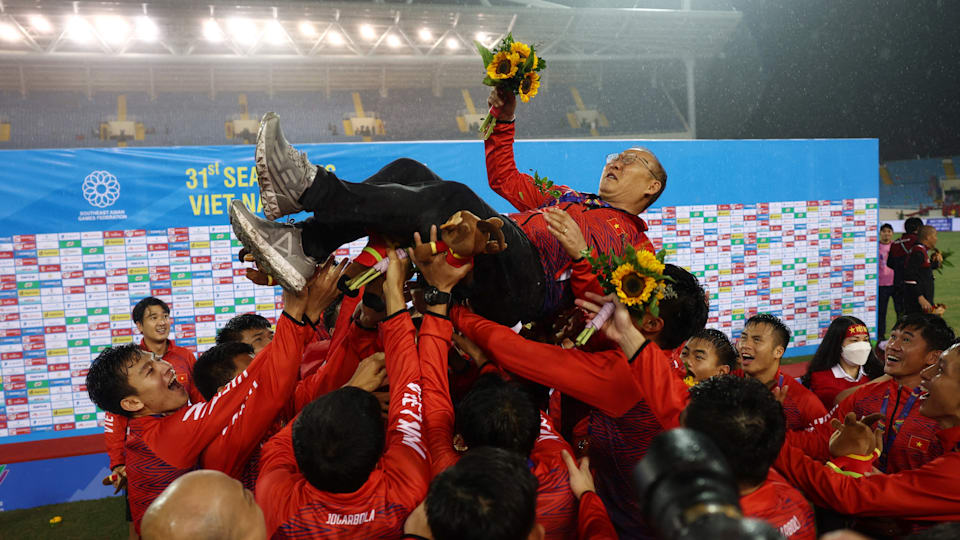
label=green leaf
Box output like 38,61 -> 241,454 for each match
522,53 -> 535,71
482,75 -> 498,86
536,58 -> 547,71
474,41 -> 494,66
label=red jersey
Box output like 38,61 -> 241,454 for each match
420,313 -> 578,539
577,491 -> 617,540
125,317 -> 305,531
236,294 -> 381,491
198,314 -> 311,480
732,369 -> 827,431
256,313 -> 430,538
451,307 -> 688,537
740,469 -> 816,540
787,378 -> 943,474
102,339 -> 200,470
775,426 -> 960,521
807,367 -> 867,409
485,122 -> 654,312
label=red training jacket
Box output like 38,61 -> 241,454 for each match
775,426 -> 960,520
740,469 -> 817,540
256,313 -> 430,538
125,315 -> 306,531
788,378 -> 943,473
807,368 -> 868,409
451,306 -> 688,537
103,339 -> 200,471
420,312 -> 578,539
485,122 -> 654,311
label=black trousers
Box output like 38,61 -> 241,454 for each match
296,158 -> 546,326
877,285 -> 894,340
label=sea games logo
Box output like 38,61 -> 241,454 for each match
79,170 -> 127,221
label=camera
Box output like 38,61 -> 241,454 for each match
634,428 -> 783,540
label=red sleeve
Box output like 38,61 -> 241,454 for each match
292,322 -> 380,413
199,315 -> 308,477
626,342 -> 690,430
140,315 -> 307,470
103,413 -> 127,470
256,423 -> 310,536
418,313 -> 460,476
788,383 -> 829,428
577,491 -> 618,540
774,443 -> 960,520
785,391 -> 852,461
569,253 -> 605,301
485,122 -> 552,211
451,306 -> 641,417
379,312 -> 431,510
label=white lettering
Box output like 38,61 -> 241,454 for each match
779,516 -> 801,537
325,509 -> 376,526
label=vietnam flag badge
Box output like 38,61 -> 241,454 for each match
908,435 -> 930,451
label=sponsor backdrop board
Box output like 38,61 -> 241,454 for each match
0,138 -> 877,469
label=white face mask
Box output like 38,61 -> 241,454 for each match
841,341 -> 872,366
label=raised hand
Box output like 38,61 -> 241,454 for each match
344,352 -> 387,392
828,412 -> 885,458
305,256 -> 350,324
576,291 -> 646,356
410,225 -> 473,293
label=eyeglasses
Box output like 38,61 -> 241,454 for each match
605,151 -> 664,183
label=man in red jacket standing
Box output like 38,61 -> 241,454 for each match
230,100 -> 664,325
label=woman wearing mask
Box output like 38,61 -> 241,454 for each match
800,316 -> 884,408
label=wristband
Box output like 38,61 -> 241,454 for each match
825,448 -> 881,478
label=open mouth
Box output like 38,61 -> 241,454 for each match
740,353 -> 754,365
604,172 -> 618,181
884,353 -> 901,368
166,370 -> 182,391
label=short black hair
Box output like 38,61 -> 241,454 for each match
691,328 -> 738,370
132,297 -> 170,325
880,223 -> 893,231
656,265 -> 708,350
684,375 -> 785,487
455,374 -> 540,456
426,447 -> 538,540
292,387 -> 385,493
86,344 -> 142,417
904,217 -> 924,234
744,313 -> 791,350
193,341 -> 254,401
894,313 -> 956,352
216,313 -> 271,345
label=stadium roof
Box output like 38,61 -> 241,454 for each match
0,0 -> 741,94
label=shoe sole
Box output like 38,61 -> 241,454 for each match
255,112 -> 282,221
229,201 -> 307,292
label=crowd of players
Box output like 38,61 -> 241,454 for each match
86,90 -> 960,539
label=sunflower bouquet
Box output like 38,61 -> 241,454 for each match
475,33 -> 547,139
575,243 -> 674,346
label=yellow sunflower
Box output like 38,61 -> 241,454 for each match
519,71 -> 541,102
510,42 -> 539,68
486,51 -> 521,80
634,250 -> 666,275
611,263 -> 657,305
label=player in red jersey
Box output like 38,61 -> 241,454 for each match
787,313 -> 955,474
403,447 -> 548,540
101,296 -> 202,537
87,270 -> 324,532
450,264 -> 708,537
418,254 -> 578,540
736,314 -> 827,430
774,341 -> 960,522
256,243 -> 471,538
684,375 -> 816,540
